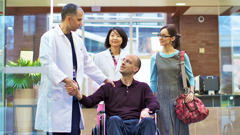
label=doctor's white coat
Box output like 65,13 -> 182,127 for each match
94,48 -> 129,81
35,25 -> 106,132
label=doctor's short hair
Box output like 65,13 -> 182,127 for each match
61,3 -> 84,21
104,27 -> 128,49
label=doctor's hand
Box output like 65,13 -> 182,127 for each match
138,108 -> 152,124
104,78 -> 115,87
65,81 -> 82,100
63,77 -> 79,90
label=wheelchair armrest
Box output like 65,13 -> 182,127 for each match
149,110 -> 158,115
97,110 -> 105,115
99,112 -> 106,135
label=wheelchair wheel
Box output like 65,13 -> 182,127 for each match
156,127 -> 161,135
91,127 -> 96,135
92,124 -> 100,135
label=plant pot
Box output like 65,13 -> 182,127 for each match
13,89 -> 36,134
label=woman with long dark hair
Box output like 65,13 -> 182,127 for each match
150,24 -> 195,135
94,27 -> 128,80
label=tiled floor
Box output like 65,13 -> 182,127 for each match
82,109 -> 98,135
4,107 -> 240,134
82,107 -> 240,135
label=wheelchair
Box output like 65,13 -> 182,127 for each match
91,110 -> 160,135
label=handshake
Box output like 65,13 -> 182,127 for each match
64,78 -> 83,100
63,77 -> 114,100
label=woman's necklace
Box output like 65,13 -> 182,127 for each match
109,48 -> 118,68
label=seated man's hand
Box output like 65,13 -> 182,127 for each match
138,108 -> 152,123
68,80 -> 79,90
65,80 -> 82,100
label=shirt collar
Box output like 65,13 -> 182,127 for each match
115,79 -> 138,87
55,24 -> 71,36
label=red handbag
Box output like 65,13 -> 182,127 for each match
175,51 -> 209,125
175,94 -> 209,125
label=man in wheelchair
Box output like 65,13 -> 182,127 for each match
66,54 -> 160,135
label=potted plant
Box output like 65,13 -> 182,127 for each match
5,58 -> 41,134
5,58 -> 41,95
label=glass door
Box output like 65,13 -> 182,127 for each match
0,0 -> 5,133
219,1 -> 240,134
2,0 -> 50,134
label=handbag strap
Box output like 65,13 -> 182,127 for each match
179,51 -> 188,94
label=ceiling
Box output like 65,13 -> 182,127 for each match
4,0 -> 240,16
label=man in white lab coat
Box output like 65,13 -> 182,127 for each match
35,3 -> 114,135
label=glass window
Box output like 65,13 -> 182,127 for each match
132,24 -> 162,56
83,24 -> 131,53
132,13 -> 165,20
5,16 -> 14,50
232,29 -> 240,56
83,13 -> 165,56
233,59 -> 240,94
23,15 -> 36,36
134,59 -> 151,84
85,13 -> 131,20
220,15 -> 240,94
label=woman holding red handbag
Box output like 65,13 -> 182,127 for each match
150,24 -> 195,135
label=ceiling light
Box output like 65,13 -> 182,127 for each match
176,3 -> 186,6
57,3 -> 66,7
